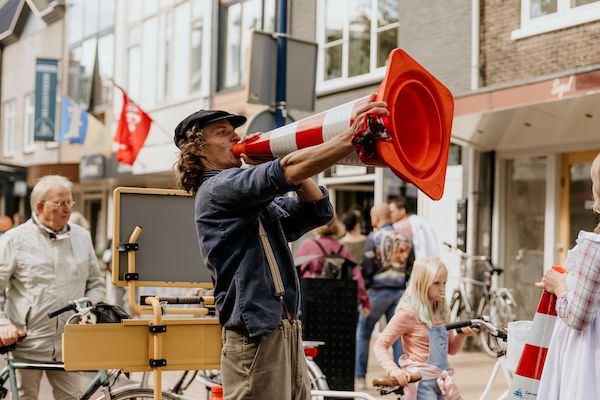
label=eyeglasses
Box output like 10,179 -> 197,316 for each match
42,200 -> 76,209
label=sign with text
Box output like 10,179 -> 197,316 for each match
34,58 -> 58,141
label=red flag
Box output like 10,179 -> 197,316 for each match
114,89 -> 152,165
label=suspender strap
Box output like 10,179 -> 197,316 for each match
258,219 -> 293,322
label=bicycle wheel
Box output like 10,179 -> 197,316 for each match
97,388 -> 179,400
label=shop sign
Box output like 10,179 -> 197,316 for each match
79,154 -> 105,181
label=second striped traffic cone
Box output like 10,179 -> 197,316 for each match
508,266 -> 566,400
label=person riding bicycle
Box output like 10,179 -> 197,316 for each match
0,175 -> 105,399
174,96 -> 389,400
374,258 -> 477,400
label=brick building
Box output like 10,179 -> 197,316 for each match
454,0 -> 600,318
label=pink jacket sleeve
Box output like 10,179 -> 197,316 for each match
374,308 -> 414,377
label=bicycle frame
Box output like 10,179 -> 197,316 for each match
0,349 -> 116,400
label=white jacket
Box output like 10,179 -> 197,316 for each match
0,217 -> 105,362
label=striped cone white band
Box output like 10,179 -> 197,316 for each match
322,99 -> 363,142
269,122 -> 299,157
509,375 -> 539,400
525,311 -> 556,348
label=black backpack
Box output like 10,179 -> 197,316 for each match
313,240 -> 355,280
91,302 -> 130,323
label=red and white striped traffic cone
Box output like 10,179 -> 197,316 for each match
233,48 -> 454,200
508,266 -> 566,400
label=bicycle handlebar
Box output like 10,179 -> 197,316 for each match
372,373 -> 422,388
47,297 -> 92,319
443,242 -> 501,275
445,320 -> 474,330
48,302 -> 76,318
446,318 -> 507,341
0,333 -> 27,354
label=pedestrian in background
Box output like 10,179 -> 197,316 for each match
356,203 -> 414,389
340,209 -> 367,267
295,216 -> 370,311
390,196 -> 440,260
0,175 -> 105,399
174,94 -> 389,399
374,258 -> 477,399
536,153 -> 600,399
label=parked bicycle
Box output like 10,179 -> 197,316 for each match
446,318 -> 511,400
0,297 -> 177,400
444,242 -> 517,357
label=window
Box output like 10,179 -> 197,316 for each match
318,0 -> 399,92
157,11 -> 172,100
190,19 -> 203,93
127,25 -> 142,102
23,94 -> 35,153
67,0 -> 115,110
513,0 -> 600,39
221,0 -> 276,89
2,101 -> 16,157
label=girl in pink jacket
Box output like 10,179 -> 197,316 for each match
374,258 -> 477,400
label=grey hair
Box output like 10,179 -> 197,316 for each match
30,175 -> 73,211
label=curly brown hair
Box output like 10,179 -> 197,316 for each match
175,126 -> 206,194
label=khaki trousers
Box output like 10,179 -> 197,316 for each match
221,319 -> 310,400
17,366 -> 82,400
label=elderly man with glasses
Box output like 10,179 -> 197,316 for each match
0,175 -> 105,399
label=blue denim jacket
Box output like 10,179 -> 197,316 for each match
195,160 -> 333,337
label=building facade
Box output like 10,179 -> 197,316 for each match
454,0 -> 600,318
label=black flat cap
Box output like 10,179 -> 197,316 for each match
174,110 -> 247,148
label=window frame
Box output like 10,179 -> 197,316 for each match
23,94 -> 35,154
512,0 -> 600,39
2,100 -> 16,158
67,0 -> 115,110
316,0 -> 399,95
218,0 -> 276,91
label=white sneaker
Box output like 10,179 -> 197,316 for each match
355,377 -> 367,390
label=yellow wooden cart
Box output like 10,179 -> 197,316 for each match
63,188 -> 221,400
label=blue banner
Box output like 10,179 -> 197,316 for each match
59,96 -> 88,144
34,58 -> 58,141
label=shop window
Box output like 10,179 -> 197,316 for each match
503,157 -> 546,320
513,0 -> 600,39
220,0 -> 276,90
317,0 -> 399,93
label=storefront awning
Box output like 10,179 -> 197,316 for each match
452,70 -> 600,152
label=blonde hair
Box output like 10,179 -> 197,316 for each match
315,215 -> 342,237
592,154 -> 600,233
397,258 -> 448,327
